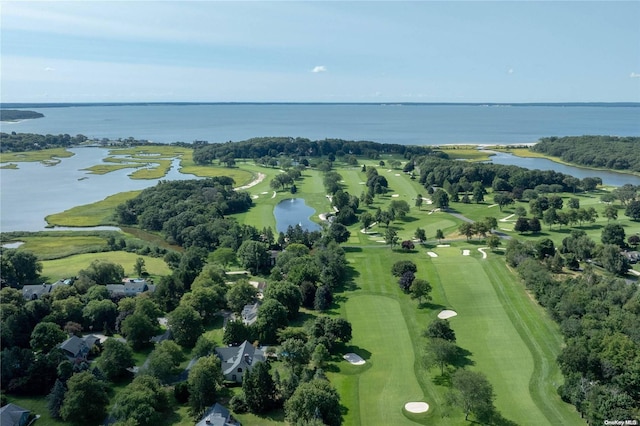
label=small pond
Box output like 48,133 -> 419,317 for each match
273,198 -> 322,234
2,241 -> 25,249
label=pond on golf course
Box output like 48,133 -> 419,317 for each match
273,198 -> 322,234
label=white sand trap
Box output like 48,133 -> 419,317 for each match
343,353 -> 366,365
500,214 -> 515,222
500,227 -> 511,231
427,252 -> 438,258
359,181 -> 366,184
271,191 -> 276,198
387,169 -> 392,172
404,402 -> 429,413
251,195 -> 259,199
436,244 -> 450,248
438,310 -> 458,319
395,173 -> 401,176
261,191 -> 268,194
462,250 -> 470,256
391,194 -> 400,198
376,240 -> 386,243
478,248 -> 488,259
487,204 -> 498,208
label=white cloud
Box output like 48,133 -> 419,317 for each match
630,72 -> 640,78
508,68 -> 514,74
44,67 -> 55,72
312,65 -> 327,73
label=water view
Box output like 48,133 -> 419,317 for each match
5,103 -> 639,145
273,198 -> 321,234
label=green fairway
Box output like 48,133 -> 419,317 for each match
425,247 -> 582,425
40,251 -> 170,281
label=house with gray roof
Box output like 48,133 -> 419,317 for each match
195,403 -> 239,426
240,302 -> 259,325
214,340 -> 267,383
59,334 -> 99,361
21,279 -> 69,300
0,403 -> 30,426
106,278 -> 154,298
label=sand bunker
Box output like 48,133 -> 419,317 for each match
436,244 -> 450,248
438,310 -> 458,319
427,252 -> 438,258
404,402 -> 429,413
395,173 -> 401,176
391,194 -> 400,198
478,248 -> 488,259
261,191 -> 269,194
462,250 -> 470,256
251,195 -> 259,199
500,214 -> 515,222
343,353 -> 366,365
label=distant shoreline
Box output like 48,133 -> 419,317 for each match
1,101 -> 639,109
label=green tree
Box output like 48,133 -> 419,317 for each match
210,247 -> 236,270
264,281 -> 302,319
167,305 -> 204,348
1,250 -> 42,285
458,222 -> 474,240
601,224 -> 626,247
60,371 -> 109,425
410,279 -> 432,304
432,189 -> 449,209
279,338 -> 311,370
134,257 -> 146,277
237,240 -> 269,274
625,200 -> 640,221
30,322 -> 66,353
255,299 -> 289,343
112,375 -> 169,426
389,200 -> 410,219
243,361 -> 277,413
83,299 -> 117,331
425,338 -> 457,375
415,195 -> 423,210
359,212 -> 374,231
424,319 -> 456,342
391,260 -> 417,277
121,313 -> 160,350
188,355 -> 223,416
493,193 -> 514,212
98,338 -> 134,381
599,244 -> 630,275
78,259 -> 125,284
451,369 -> 496,421
146,340 -> 184,383
47,379 -> 66,419
384,227 -> 399,249
222,319 -> 251,346
486,234 -> 501,251
414,227 -> 427,243
285,379 -> 342,426
435,229 -> 445,242
604,204 -> 618,222
226,280 -> 258,314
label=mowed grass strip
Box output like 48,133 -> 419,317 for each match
45,191 -> 141,227
339,294 -> 424,425
41,252 -> 170,281
431,249 -> 581,425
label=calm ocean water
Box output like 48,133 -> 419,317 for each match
4,104 -> 640,145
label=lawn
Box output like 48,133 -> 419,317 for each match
40,251 -> 171,281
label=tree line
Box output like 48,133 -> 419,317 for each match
532,135 -> 640,172
0,132 -> 88,152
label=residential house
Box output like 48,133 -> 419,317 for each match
195,403 -> 239,426
0,403 -> 30,426
240,302 -> 260,326
214,340 -> 267,383
106,278 -> 154,298
21,279 -> 70,300
623,251 -> 640,264
59,334 -> 99,361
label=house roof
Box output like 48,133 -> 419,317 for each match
215,340 -> 266,376
21,283 -> 53,300
0,403 -> 30,426
240,302 -> 259,325
195,403 -> 237,426
59,334 -> 99,358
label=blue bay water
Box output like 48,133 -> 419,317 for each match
1,104 -> 639,232
4,104 -> 639,145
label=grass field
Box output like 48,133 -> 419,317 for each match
10,235 -> 108,260
45,191 -> 141,227
0,147 -> 75,164
40,251 -> 171,281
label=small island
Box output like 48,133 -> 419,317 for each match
0,109 -> 44,122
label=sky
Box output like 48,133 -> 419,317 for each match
1,1 -> 639,103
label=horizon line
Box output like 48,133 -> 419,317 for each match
2,101 -> 639,108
